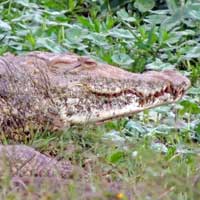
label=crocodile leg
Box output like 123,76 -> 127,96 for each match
0,145 -> 72,178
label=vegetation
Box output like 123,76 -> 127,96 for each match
0,0 -> 200,199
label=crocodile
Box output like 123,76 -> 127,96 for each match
0,51 -> 190,178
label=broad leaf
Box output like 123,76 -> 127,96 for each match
146,59 -> 175,70
111,53 -> 134,66
117,9 -> 136,22
134,0 -> 155,12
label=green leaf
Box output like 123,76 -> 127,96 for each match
103,130 -> 125,145
166,0 -> 178,14
179,100 -> 200,115
151,142 -> 168,153
36,38 -> 64,52
144,14 -> 168,25
153,106 -> 172,114
15,0 -> 38,8
109,151 -> 124,163
146,59 -> 175,70
194,123 -> 200,135
112,53 -> 134,66
85,33 -> 108,46
117,9 -> 136,22
184,46 -> 200,60
66,25 -> 88,43
134,0 -> 155,13
26,33 -> 36,48
188,87 -> 200,95
77,16 -> 94,30
67,0 -> 77,11
63,40 -> 88,51
125,120 -> 147,137
109,28 -> 134,39
184,3 -> 200,20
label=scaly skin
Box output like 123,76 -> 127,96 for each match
0,52 -> 190,178
0,145 -> 72,178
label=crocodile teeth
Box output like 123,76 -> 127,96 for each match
165,85 -> 172,93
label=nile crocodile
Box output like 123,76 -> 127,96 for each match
0,51 -> 190,178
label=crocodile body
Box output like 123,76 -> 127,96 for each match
0,52 -> 190,178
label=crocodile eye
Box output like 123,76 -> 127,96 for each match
67,57 -> 97,74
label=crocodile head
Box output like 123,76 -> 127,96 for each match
0,52 -> 190,132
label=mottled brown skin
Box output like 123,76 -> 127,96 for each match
0,51 -> 190,178
0,145 -> 72,178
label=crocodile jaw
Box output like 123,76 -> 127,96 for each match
62,90 -> 187,124
63,97 -> 175,124
60,70 -> 190,124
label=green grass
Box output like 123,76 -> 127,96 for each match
1,125 -> 200,199
0,0 -> 200,199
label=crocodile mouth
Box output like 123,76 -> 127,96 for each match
88,83 -> 186,106
63,76 -> 189,124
